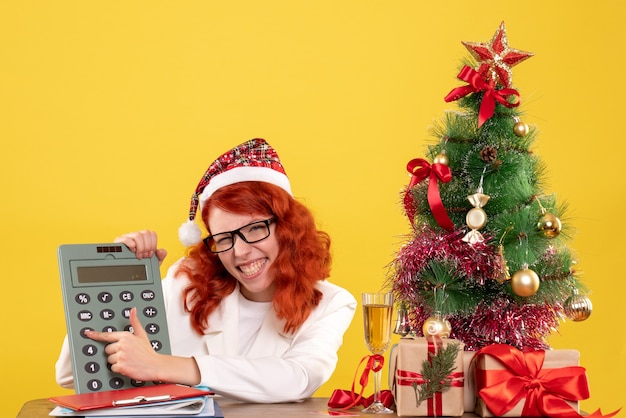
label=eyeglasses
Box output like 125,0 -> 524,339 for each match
203,218 -> 275,253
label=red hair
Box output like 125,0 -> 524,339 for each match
176,182 -> 330,335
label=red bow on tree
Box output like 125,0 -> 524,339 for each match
444,65 -> 520,127
403,158 -> 454,231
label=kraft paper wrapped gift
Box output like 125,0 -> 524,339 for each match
463,351 -> 476,412
390,337 -> 465,417
473,344 -> 588,417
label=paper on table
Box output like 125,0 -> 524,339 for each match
49,396 -> 214,416
49,384 -> 214,411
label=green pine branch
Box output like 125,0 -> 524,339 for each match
412,342 -> 461,407
420,259 -> 481,316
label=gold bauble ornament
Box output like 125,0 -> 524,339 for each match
564,292 -> 593,322
433,152 -> 449,166
511,267 -> 540,297
422,314 -> 452,338
513,121 -> 529,137
538,212 -> 562,238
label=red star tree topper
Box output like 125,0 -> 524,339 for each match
462,21 -> 533,87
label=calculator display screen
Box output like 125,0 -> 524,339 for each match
76,265 -> 148,284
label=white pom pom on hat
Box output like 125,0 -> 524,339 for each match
178,138 -> 292,246
178,220 -> 203,247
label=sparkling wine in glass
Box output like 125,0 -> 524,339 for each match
362,292 -> 394,414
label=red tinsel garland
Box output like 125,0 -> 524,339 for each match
391,226 -> 561,350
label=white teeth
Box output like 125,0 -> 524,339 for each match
239,259 -> 265,277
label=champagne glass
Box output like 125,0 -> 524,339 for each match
362,292 -> 394,414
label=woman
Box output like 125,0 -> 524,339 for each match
55,139 -> 357,403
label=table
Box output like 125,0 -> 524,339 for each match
17,397 -> 481,417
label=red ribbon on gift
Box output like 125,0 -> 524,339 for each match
444,65 -> 520,127
328,354 -> 394,411
396,370 -> 464,416
397,370 -> 464,387
403,158 -> 454,231
475,344 -> 621,418
395,336 -> 464,416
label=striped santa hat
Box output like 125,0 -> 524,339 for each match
178,138 -> 292,246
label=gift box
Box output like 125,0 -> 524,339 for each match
463,351 -> 476,412
473,344 -> 589,417
389,336 -> 465,417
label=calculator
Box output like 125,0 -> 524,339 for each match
58,243 -> 171,393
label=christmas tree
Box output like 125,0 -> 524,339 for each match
391,22 -> 592,351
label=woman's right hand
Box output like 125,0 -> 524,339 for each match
114,230 -> 168,265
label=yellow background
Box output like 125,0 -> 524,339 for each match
1,1 -> 624,416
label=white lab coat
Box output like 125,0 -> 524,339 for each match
56,262 -> 357,403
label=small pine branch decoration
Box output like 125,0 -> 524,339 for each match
412,342 -> 461,407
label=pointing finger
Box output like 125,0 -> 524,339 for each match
85,329 -> 124,343
128,307 -> 147,338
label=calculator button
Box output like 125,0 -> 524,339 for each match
124,325 -> 134,333
82,344 -> 98,356
141,290 -> 156,301
150,340 -> 164,351
143,306 -> 158,318
78,310 -> 93,322
85,362 -> 100,374
122,308 -> 132,319
145,323 -> 160,334
75,293 -> 90,304
80,327 -> 95,338
109,377 -> 125,389
102,326 -> 117,332
97,292 -> 113,303
119,291 -> 134,302
87,379 -> 103,391
100,309 -> 115,320
131,379 -> 146,387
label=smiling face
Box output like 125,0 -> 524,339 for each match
207,207 -> 279,302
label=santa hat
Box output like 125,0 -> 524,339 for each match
178,138 -> 292,246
